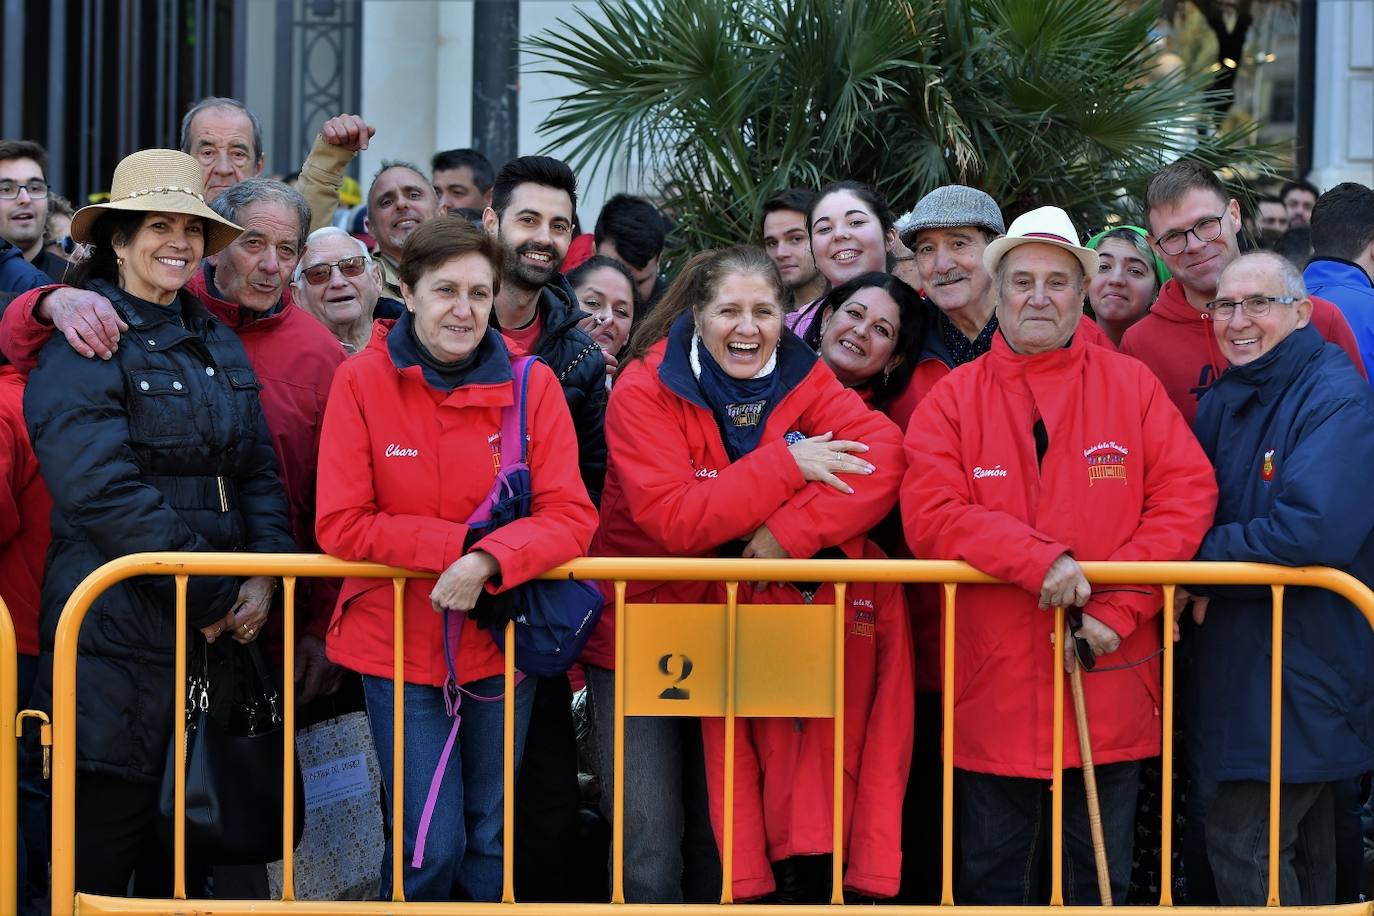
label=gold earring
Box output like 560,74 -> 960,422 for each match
116,256 -> 124,267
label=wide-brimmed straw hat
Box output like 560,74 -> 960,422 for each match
983,206 -> 1099,278
69,149 -> 243,256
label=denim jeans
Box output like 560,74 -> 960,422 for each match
16,653 -> 48,915
1207,779 -> 1336,906
362,673 -> 534,902
585,664 -> 722,903
956,762 -> 1140,905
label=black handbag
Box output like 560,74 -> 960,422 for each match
158,640 -> 305,865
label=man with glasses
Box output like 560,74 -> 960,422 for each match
0,141 -> 67,282
1120,160 -> 1363,424
293,225 -> 402,353
1174,251 -> 1374,906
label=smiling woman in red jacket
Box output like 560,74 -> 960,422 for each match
315,217 -> 597,903
583,245 -> 906,902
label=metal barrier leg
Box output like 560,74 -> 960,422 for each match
391,578 -> 406,903
830,583 -> 846,905
1268,585 -> 1285,907
280,577 -> 297,902
720,582 -> 738,905
1,602 -> 16,916
502,618 -> 516,904
1160,585 -> 1176,907
1050,604 -> 1065,906
172,575 -> 188,901
611,581 -> 627,905
941,583 -> 956,906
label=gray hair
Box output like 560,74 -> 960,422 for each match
1222,250 -> 1308,299
294,226 -> 372,283
179,97 -> 264,165
210,178 -> 311,251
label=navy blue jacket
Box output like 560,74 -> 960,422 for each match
0,238 -> 49,296
1192,323 -> 1374,782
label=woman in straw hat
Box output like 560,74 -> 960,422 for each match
21,149 -> 297,896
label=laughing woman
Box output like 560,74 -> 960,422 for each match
582,245 -> 906,902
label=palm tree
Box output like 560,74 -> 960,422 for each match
526,0 -> 1274,258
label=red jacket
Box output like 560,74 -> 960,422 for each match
315,321 -> 597,686
883,316 -> 1114,690
0,364 -> 51,656
703,537 -> 914,900
1119,278 -> 1365,424
901,331 -> 1217,777
583,318 -> 905,669
0,271 -> 346,637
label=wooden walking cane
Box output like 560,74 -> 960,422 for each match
1068,631 -> 1114,906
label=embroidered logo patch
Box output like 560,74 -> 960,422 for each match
726,401 -> 765,428
850,598 -> 876,638
1261,448 -> 1276,482
1084,440 -> 1129,486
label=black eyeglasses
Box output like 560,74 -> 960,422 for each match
1205,295 -> 1296,321
0,179 -> 49,200
299,255 -> 369,286
1154,214 -> 1225,256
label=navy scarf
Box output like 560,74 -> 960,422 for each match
691,324 -> 785,461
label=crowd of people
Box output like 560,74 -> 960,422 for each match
2,95 -> 1374,912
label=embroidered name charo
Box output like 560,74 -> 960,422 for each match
384,443 -> 419,458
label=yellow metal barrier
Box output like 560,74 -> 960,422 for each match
39,553 -> 1374,916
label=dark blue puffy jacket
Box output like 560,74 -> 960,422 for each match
1191,323 -> 1374,782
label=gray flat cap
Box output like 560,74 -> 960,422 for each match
897,185 -> 1006,245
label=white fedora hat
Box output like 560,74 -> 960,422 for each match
983,206 -> 1098,279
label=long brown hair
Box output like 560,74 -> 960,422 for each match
621,245 -> 788,365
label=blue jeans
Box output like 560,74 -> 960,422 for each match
585,664 -> 721,903
1207,779 -> 1336,906
362,673 -> 534,902
956,763 -> 1140,905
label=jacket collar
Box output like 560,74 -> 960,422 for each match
187,262 -> 290,329
985,321 -> 1089,378
91,278 -> 211,348
1305,257 -> 1374,289
537,274 -> 586,339
1210,322 -> 1324,410
381,312 -> 513,392
657,310 -> 817,410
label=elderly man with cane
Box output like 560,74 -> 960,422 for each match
901,206 -> 1218,905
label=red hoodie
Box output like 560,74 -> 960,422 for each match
1119,278 -> 1365,424
702,537 -> 914,900
0,364 -> 51,656
0,271 -> 346,637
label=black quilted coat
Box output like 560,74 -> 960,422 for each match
24,279 -> 295,783
531,276 -> 608,505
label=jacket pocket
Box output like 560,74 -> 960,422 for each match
127,368 -> 195,444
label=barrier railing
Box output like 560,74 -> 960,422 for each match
38,553 -> 1374,916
